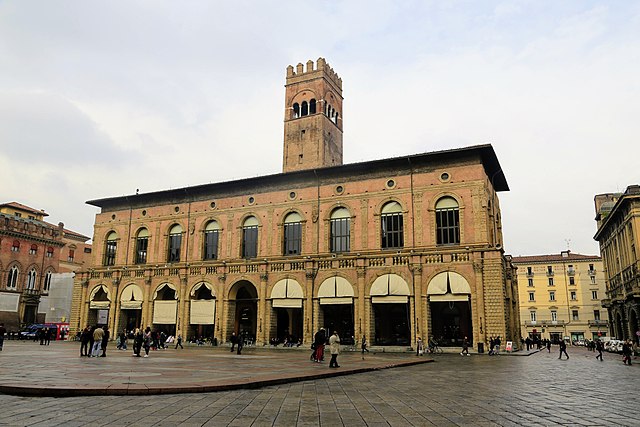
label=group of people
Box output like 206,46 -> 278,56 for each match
488,336 -> 502,355
310,328 -> 341,368
79,325 -> 110,357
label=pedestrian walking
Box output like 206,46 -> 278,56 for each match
461,336 -> 470,356
416,337 -> 424,356
622,340 -> 633,365
329,330 -> 340,368
494,336 -> 501,355
132,328 -> 143,357
361,335 -> 369,357
91,326 -> 104,357
118,330 -> 127,350
595,339 -> 604,361
558,340 -> 569,360
236,333 -> 244,355
230,332 -> 237,352
175,333 -> 183,349
546,340 -> 551,353
100,326 -> 109,357
0,322 -> 6,352
314,328 -> 326,362
142,327 -> 152,357
80,327 -> 90,356
44,327 -> 52,345
488,337 -> 495,355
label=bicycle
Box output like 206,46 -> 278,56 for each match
428,339 -> 443,354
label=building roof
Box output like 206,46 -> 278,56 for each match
511,252 -> 601,264
87,144 -> 509,211
0,202 -> 48,217
594,185 -> 640,240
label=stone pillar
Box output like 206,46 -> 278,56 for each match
356,268 -> 366,340
78,279 -> 89,330
111,279 -> 121,338
411,263 -> 423,348
304,270 -> 315,344
474,257 -> 486,350
258,273 -> 268,345
179,276 -> 188,335
143,276 -> 152,329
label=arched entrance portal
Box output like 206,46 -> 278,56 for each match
370,274 -> 411,346
152,283 -> 177,336
88,285 -> 111,327
119,284 -> 143,333
629,309 -> 639,344
318,276 -> 355,345
427,271 -> 472,347
229,281 -> 258,345
270,278 -> 304,344
615,311 -> 625,340
190,282 -> 216,342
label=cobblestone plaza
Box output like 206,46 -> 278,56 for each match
0,341 -> 637,426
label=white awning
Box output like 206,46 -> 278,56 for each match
90,301 -> 110,309
89,284 -> 111,302
427,271 -> 471,295
120,284 -> 143,309
320,297 -> 353,305
372,295 -> 408,304
429,294 -> 469,302
190,300 -> 216,324
190,282 -> 215,298
271,278 -> 303,308
318,276 -> 354,299
153,300 -> 177,324
370,274 -> 410,297
153,283 -> 178,300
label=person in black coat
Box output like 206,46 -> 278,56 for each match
80,327 -> 90,356
558,340 -> 569,359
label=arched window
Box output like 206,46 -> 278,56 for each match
283,212 -> 302,255
309,99 -> 317,114
203,221 -> 220,260
11,240 -> 20,252
46,247 -> 54,258
29,244 -> 38,255
168,224 -> 182,262
43,270 -> 53,292
333,111 -> 339,124
435,197 -> 460,245
104,231 -> 118,266
26,268 -> 37,290
301,101 -> 308,116
7,266 -> 18,289
381,201 -> 404,249
134,228 -> 149,264
292,103 -> 300,119
330,208 -> 350,253
68,249 -> 75,262
242,216 -> 259,259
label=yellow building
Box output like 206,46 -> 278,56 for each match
594,185 -> 640,342
513,251 -> 608,343
70,58 -> 520,351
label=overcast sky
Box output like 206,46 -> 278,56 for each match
1,1 -> 638,257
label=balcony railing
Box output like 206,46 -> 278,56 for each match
567,268 -> 575,276
588,320 -> 609,327
22,288 -> 40,296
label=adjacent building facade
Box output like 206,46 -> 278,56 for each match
71,58 -> 520,351
594,185 -> 640,343
513,251 -> 608,343
0,202 -> 91,331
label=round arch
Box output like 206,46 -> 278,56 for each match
119,284 -> 144,309
427,271 -> 471,301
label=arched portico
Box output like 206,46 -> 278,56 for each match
270,278 -> 304,344
189,282 -> 216,341
370,274 -> 411,346
88,284 -> 111,327
152,283 -> 178,335
317,276 -> 355,345
119,284 -> 143,333
427,271 -> 472,347
228,280 -> 258,345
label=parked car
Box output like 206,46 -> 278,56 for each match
605,339 -> 624,353
19,324 -> 58,341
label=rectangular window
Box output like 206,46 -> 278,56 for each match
104,241 -> 117,266
67,249 -> 75,262
283,222 -> 302,255
330,218 -> 350,253
136,237 -> 149,264
381,213 -> 404,249
589,263 -> 594,271
528,278 -> 533,287
528,292 -> 535,301
569,276 -> 575,285
242,226 -> 258,259
551,311 -> 557,322
549,291 -> 555,301
29,246 -> 37,255
548,277 -> 554,286
168,234 -> 182,262
547,266 -> 553,274
530,311 -> 537,322
591,290 -> 598,299
572,310 -> 579,321
14,212 -> 21,217
527,266 -> 533,275
590,276 -> 596,284
203,231 -> 219,260
435,209 -> 459,245
594,310 -> 600,321
570,291 -> 577,301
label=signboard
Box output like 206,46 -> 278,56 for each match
505,341 -> 513,352
97,309 -> 109,325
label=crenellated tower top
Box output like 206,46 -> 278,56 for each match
282,58 -> 344,173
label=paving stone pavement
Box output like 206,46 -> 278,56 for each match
0,342 -> 638,426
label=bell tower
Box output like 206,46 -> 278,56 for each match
283,58 -> 343,173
